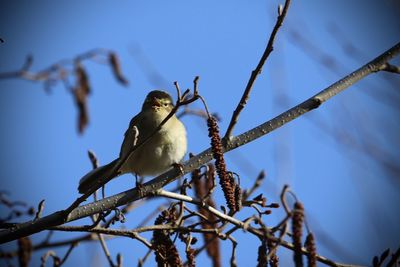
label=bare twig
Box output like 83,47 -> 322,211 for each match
34,200 -> 45,221
229,237 -> 238,267
177,107 -> 217,120
0,234 -> 97,258
155,189 -> 362,267
87,149 -> 117,267
58,242 -> 78,266
242,170 -> 266,201
268,220 -> 289,260
0,49 -> 121,85
379,63 -> 400,74
224,0 -> 292,138
90,213 -> 116,267
138,249 -> 152,267
280,185 -> 291,215
51,226 -> 153,250
96,231 -> 116,267
0,192 -> 28,208
0,49 -> 128,134
40,250 -> 59,267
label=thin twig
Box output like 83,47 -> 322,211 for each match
155,189 -> 362,267
280,185 -> 291,215
242,170 -> 266,201
34,200 -> 46,221
51,224 -> 222,237
137,249 -> 152,267
224,0 -> 292,138
59,242 -> 78,266
96,232 -> 116,267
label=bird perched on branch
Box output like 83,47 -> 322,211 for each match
78,90 -> 187,194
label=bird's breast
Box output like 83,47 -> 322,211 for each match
125,118 -> 187,177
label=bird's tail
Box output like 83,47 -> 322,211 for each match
78,159 -> 119,194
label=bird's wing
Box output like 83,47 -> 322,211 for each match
119,113 -> 142,159
78,159 -> 119,194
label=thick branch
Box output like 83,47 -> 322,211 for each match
0,42 -> 399,244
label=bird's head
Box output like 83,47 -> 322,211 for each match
142,90 -> 174,117
142,90 -> 174,114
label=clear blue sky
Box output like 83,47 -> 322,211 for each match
1,1 -> 399,266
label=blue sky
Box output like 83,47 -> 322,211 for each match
1,1 -> 399,266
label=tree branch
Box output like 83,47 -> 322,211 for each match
224,0 -> 291,138
155,190 -> 363,267
0,42 -> 399,244
379,62 -> 400,74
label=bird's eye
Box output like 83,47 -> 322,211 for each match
163,103 -> 169,107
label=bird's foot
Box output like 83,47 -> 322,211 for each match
135,176 -> 145,197
172,163 -> 185,176
135,175 -> 144,189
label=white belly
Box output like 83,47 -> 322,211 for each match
122,120 -> 187,177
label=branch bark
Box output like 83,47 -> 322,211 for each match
0,42 -> 399,244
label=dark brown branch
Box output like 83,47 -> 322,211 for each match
224,0 -> 291,138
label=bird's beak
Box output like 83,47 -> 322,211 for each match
151,97 -> 162,108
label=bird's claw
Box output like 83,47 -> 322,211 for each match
172,163 -> 184,176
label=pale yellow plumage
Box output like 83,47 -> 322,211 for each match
78,90 -> 187,194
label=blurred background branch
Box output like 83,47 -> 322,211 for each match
0,49 -> 129,134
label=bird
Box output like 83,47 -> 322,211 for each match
78,90 -> 187,194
